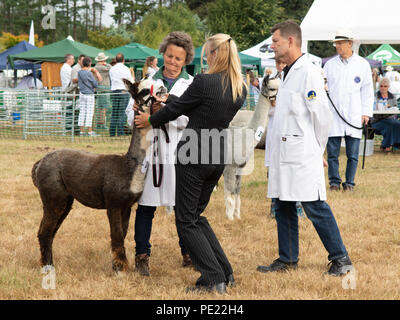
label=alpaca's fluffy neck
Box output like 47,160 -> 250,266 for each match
247,94 -> 271,130
126,125 -> 151,163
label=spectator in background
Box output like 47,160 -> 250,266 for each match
250,75 -> 260,106
71,54 -> 86,88
323,28 -> 374,192
60,53 -> 74,90
109,53 -> 133,136
372,68 -> 381,92
143,56 -> 159,78
94,52 -> 112,130
371,77 -> 400,152
16,73 -> 43,89
384,66 -> 400,101
77,56 -> 99,136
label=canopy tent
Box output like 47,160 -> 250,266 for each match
187,46 -> 262,75
241,36 -> 275,70
8,38 -> 114,66
107,42 -> 161,61
241,36 -> 321,72
106,42 -> 161,78
8,38 -> 115,88
300,0 -> 400,52
0,41 -> 40,88
0,41 -> 39,70
366,44 -> 400,66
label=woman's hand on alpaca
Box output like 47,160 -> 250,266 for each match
134,111 -> 151,128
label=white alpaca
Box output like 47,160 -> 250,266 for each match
223,74 -> 280,220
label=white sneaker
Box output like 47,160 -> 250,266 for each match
88,131 -> 99,137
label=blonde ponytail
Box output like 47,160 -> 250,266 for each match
201,34 -> 247,102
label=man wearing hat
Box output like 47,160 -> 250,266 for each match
323,28 -> 374,192
95,52 -> 112,129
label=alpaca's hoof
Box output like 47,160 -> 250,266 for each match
115,270 -> 127,278
112,261 -> 129,273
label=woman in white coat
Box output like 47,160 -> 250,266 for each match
126,32 -> 194,276
257,21 -> 353,277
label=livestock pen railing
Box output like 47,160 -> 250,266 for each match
0,88 -> 257,142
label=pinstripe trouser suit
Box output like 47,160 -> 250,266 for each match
149,72 -> 247,285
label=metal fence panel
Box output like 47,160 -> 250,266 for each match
0,88 -> 258,142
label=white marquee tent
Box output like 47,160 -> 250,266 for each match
300,0 -> 400,52
242,0 -> 400,73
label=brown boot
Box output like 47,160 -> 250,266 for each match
182,253 -> 193,268
135,253 -> 150,276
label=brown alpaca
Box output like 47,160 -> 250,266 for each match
32,79 -> 165,274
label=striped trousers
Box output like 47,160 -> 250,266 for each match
78,93 -> 95,127
174,163 -> 233,284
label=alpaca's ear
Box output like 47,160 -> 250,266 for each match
262,74 -> 270,88
123,79 -> 139,98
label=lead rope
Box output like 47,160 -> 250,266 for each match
326,91 -> 367,169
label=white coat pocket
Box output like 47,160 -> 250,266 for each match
280,135 -> 304,165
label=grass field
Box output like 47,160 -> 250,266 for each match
0,138 -> 399,300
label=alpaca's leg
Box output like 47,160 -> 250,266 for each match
53,196 -> 74,237
38,207 -> 56,266
107,208 -> 129,273
234,175 -> 242,219
38,199 -> 72,267
121,206 -> 132,239
223,165 -> 235,220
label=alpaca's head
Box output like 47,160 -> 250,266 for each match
260,74 -> 280,101
123,78 -> 168,113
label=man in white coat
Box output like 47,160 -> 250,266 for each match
323,28 -> 374,191
257,21 -> 353,276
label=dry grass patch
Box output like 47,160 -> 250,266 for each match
0,138 -> 399,299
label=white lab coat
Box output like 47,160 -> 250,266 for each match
323,54 -> 374,139
267,55 -> 332,201
126,75 -> 193,206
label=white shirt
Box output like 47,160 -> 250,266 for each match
17,75 -> 43,89
125,73 -> 193,206
71,63 -> 82,82
60,63 -> 72,89
385,70 -> 400,83
323,53 -> 374,139
109,63 -> 133,91
146,66 -> 158,78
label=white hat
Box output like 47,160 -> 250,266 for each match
95,52 -> 109,61
386,66 -> 394,72
332,28 -> 354,42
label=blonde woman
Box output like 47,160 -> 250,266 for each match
142,56 -> 159,78
135,34 -> 247,294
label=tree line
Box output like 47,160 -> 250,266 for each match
1,0 -> 351,58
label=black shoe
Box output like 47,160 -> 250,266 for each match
257,259 -> 298,273
186,282 -> 227,294
226,274 -> 236,287
326,255 -> 353,276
